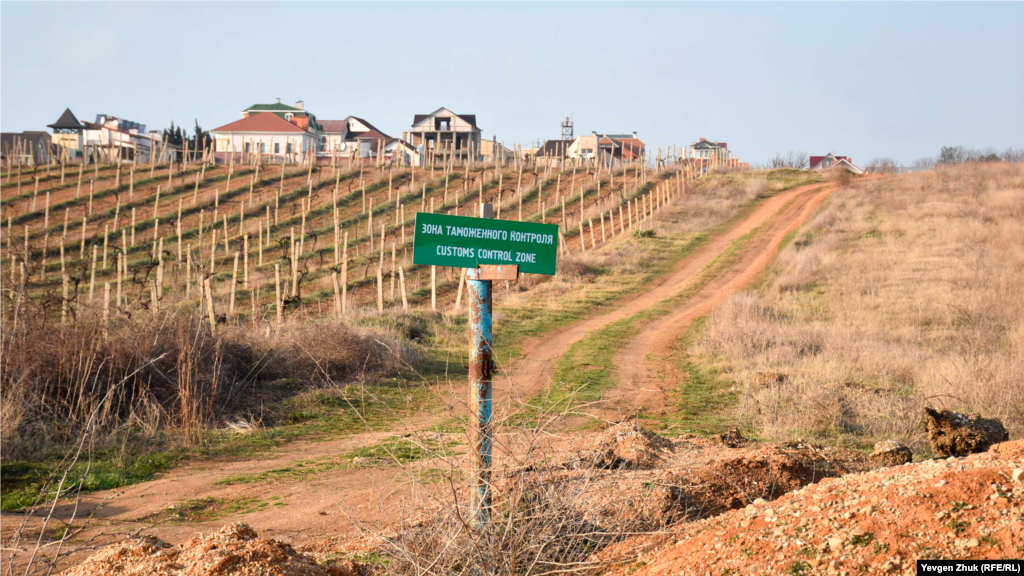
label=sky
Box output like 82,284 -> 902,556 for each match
2,2 -> 1022,166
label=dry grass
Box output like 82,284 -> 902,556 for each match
694,163 -> 1024,451
0,299 -> 416,459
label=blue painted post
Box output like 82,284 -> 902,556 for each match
468,203 -> 494,529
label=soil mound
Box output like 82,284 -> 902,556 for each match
925,407 -> 1009,457
622,440 -> 1024,576
62,523 -> 361,576
666,442 -> 855,519
539,438 -> 861,532
566,420 -> 671,470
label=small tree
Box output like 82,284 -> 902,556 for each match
786,150 -> 809,169
938,146 -> 967,164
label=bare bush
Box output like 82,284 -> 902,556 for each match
865,157 -> 899,174
770,150 -> 808,170
912,157 -> 936,170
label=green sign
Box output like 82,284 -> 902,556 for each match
413,212 -> 559,275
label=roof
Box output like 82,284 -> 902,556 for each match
386,138 -> 416,151
320,120 -> 349,134
535,140 -> 571,157
347,116 -> 386,135
411,107 -> 479,129
810,154 -> 850,169
211,112 -> 307,134
48,108 -> 84,130
613,138 -> 645,159
1,132 -> 53,154
320,117 -> 390,139
244,103 -> 304,114
352,128 -> 389,141
692,139 -> 725,149
832,158 -> 863,174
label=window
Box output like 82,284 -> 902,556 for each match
260,143 -> 266,153
286,143 -> 292,154
274,143 -> 280,154
435,117 -> 451,131
244,142 -> 250,153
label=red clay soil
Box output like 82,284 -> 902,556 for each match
60,522 -> 361,576
619,440 -> 1024,576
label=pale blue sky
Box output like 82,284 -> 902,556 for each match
2,2 -> 1022,165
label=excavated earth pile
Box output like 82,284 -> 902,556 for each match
622,440 -> 1024,576
516,423 -> 866,532
61,523 -> 362,576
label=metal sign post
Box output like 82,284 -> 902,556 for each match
412,204 -> 559,531
467,204 -> 495,528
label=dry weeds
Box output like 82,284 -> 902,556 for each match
694,163 -> 1024,450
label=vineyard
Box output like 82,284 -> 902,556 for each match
1,152 -> 713,328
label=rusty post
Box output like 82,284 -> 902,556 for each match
467,202 -> 495,530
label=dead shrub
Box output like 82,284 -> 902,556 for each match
557,258 -> 598,283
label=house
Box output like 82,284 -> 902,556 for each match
211,99 -> 321,163
603,133 -> 644,161
688,138 -> 727,160
566,132 -> 644,164
480,138 -> 515,163
385,138 -> 419,166
533,139 -> 572,167
1,131 -> 53,164
402,107 -> 482,165
47,108 -> 85,158
535,140 -> 571,159
810,153 -> 864,175
319,116 -> 391,163
241,99 -> 322,133
80,114 -> 171,163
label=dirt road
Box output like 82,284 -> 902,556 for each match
4,180 -> 837,571
495,182 -> 835,413
601,183 -> 837,419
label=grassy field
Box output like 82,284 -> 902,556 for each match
689,162 -> 1024,452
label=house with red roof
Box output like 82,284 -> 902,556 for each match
211,99 -> 321,163
565,131 -> 644,165
810,153 -> 864,175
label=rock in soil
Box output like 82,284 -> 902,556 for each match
869,439 -> 913,467
714,428 -> 748,448
62,522 -> 362,576
925,407 -> 1009,457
